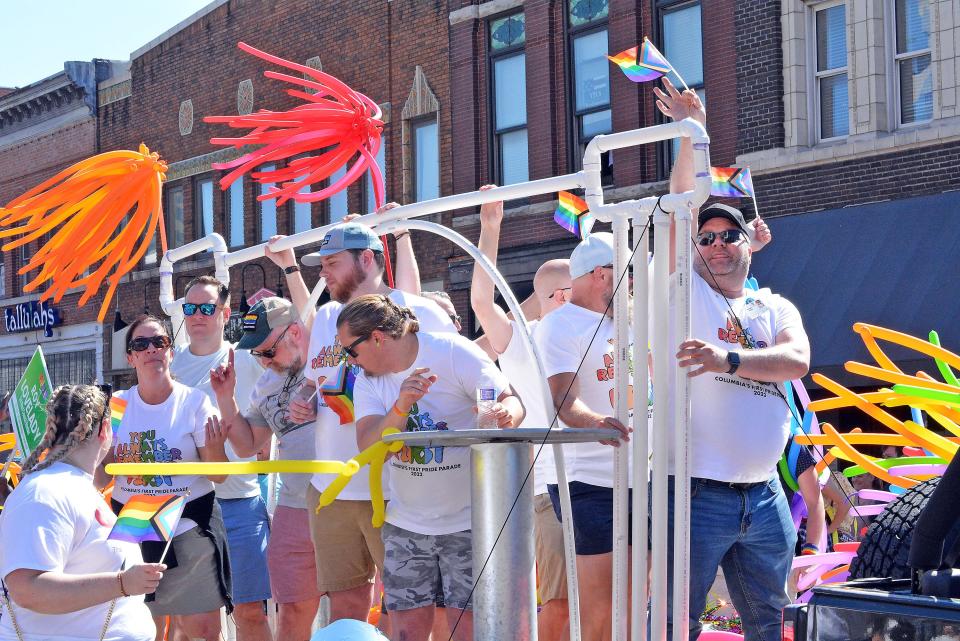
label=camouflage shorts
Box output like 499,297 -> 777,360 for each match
381,522 -> 474,611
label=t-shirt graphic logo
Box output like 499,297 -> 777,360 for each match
717,314 -> 767,349
115,430 -> 182,488
398,403 -> 448,466
311,337 -> 345,370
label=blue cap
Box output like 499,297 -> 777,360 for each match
301,223 -> 384,266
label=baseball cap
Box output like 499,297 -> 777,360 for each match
301,223 -> 384,266
569,232 -> 615,280
236,297 -> 297,350
698,203 -> 750,234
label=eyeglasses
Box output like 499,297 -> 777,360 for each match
696,229 -> 746,246
182,303 -> 221,316
128,335 -> 172,353
342,334 -> 371,359
251,324 -> 292,360
548,287 -> 572,300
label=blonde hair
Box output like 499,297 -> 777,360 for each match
336,294 -> 419,339
21,385 -> 108,475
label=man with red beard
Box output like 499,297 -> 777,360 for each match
295,222 -> 455,624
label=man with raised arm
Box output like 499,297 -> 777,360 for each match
657,77 -> 809,641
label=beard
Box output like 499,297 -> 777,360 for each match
328,260 -> 367,303
694,248 -> 750,280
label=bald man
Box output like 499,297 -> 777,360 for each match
470,188 -> 572,641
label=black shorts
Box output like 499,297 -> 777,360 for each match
547,481 -> 633,556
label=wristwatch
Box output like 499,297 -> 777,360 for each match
725,351 -> 741,375
284,265 -> 301,275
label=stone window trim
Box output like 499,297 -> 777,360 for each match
450,0 -> 525,25
808,0 -> 849,143
884,0 -> 934,128
401,66 -> 440,209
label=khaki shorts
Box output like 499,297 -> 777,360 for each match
535,492 -> 568,604
307,485 -> 385,592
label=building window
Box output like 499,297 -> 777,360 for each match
0,262 -> 6,299
19,244 -> 29,294
328,165 -> 349,224
259,164 -> 277,241
365,141 -> 387,213
893,0 -> 932,125
228,177 -> 245,248
166,184 -> 185,248
489,12 -> 528,186
292,191 -> 312,234
813,3 -> 849,140
660,1 -> 705,164
195,177 -> 214,246
568,0 -> 611,180
412,118 -> 439,201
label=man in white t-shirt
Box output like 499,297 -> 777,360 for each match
298,222 -> 456,624
661,77 -> 810,641
169,275 -> 271,641
536,231 -> 632,641
469,190 -> 573,641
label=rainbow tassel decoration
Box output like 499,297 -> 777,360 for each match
710,167 -> 755,198
322,364 -> 356,425
108,494 -> 185,544
608,38 -> 672,84
554,191 -> 594,239
109,397 -> 127,435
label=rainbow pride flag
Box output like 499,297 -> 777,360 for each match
608,38 -> 672,83
710,166 -> 755,198
108,494 -> 185,544
109,397 -> 126,435
554,191 -> 593,239
322,364 -> 356,425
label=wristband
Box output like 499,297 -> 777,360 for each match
284,265 -> 301,275
394,232 -> 410,240
117,572 -> 130,597
800,543 -> 819,556
390,403 -> 409,418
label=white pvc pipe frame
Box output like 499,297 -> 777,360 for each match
157,118 -> 712,641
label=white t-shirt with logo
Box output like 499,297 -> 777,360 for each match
670,272 -> 804,482
496,320 -> 558,495
0,462 -> 155,641
537,303 -> 635,489
171,343 -> 264,500
112,382 -> 218,535
305,290 -> 455,500
354,332 -> 510,535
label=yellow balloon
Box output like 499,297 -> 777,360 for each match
106,460 -> 358,476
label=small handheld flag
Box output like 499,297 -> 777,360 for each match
109,397 -> 126,435
322,364 -> 356,426
108,494 -> 185,544
608,38 -> 672,85
554,192 -> 594,239
709,167 -> 755,199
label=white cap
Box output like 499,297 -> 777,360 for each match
569,232 -> 614,279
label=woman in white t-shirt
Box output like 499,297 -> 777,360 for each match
102,316 -> 230,641
341,294 -> 524,641
0,384 -> 162,641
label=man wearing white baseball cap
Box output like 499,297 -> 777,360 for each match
535,230 -> 633,640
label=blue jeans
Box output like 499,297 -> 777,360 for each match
660,476 -> 796,641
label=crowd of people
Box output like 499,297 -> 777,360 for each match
0,79 -> 872,641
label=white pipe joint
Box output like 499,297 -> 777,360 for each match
158,233 -> 228,317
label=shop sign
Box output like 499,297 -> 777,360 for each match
4,301 -> 62,338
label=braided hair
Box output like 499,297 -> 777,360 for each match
21,384 -> 108,475
336,294 -> 419,339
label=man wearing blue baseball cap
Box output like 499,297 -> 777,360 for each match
296,221 -> 457,625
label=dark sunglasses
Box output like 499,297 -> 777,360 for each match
343,334 -> 371,359
696,229 -> 746,246
182,302 -> 221,316
251,324 -> 292,360
127,335 -> 172,352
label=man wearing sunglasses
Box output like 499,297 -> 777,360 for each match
299,221 -> 456,626
170,275 -> 272,641
659,77 -> 810,641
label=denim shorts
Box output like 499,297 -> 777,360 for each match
547,481 -> 633,556
218,496 -> 272,603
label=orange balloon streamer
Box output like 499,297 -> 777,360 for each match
0,144 -> 168,321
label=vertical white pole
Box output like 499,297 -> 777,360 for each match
671,206 -> 693,641
553,445 -> 582,641
611,215 -> 631,641
631,212 -> 650,641
650,209 -> 671,641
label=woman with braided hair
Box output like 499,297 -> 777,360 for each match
0,384 -> 162,641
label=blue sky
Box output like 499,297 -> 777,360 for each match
1,1 -> 212,87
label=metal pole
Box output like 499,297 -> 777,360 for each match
631,212 -> 650,641
472,442 -> 537,641
612,215 -> 631,641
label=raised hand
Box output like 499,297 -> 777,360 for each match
265,235 -> 297,269
396,367 -> 437,413
209,348 -> 237,399
478,184 -> 503,228
653,77 -> 705,126
751,216 -> 771,251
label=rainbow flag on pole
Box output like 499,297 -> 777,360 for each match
709,167 -> 755,198
321,364 -> 356,425
608,38 -> 672,84
108,494 -> 185,544
109,397 -> 126,435
554,191 -> 594,239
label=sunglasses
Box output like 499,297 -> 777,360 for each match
128,335 -> 172,352
251,324 -> 292,360
696,229 -> 746,246
182,302 -> 221,316
343,334 -> 371,359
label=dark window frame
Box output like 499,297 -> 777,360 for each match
194,174 -> 215,243
486,9 -> 528,186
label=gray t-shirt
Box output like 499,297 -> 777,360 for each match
246,368 -> 316,508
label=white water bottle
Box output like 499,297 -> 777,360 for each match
476,384 -> 498,429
